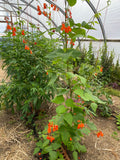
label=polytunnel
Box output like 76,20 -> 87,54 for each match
0,0 -> 120,58
1,1 -> 120,160
0,0 -> 120,62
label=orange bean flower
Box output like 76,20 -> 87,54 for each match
46,136 -> 55,142
30,50 -> 32,54
21,30 -> 25,35
77,123 -> 84,129
70,137 -> 72,141
53,125 -> 58,132
43,11 -> 47,16
47,126 -> 51,134
97,131 -> 103,138
61,23 -> 65,31
12,31 -> 16,36
37,5 -> 40,11
13,27 -> 16,32
38,10 -> 42,15
7,24 -> 11,30
23,39 -> 27,43
100,67 -> 103,72
65,26 -> 72,33
53,5 -> 56,11
70,39 -> 75,45
50,136 -> 55,142
51,4 -> 54,7
25,45 -> 30,50
43,3 -> 47,9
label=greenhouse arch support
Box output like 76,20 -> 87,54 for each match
20,0 -> 58,28
85,0 -> 106,42
1,0 -> 49,31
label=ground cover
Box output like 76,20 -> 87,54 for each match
0,95 -> 120,160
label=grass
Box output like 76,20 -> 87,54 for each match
105,87 -> 120,97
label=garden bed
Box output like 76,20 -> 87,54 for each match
0,95 -> 120,160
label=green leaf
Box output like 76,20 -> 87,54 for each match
79,144 -> 87,152
56,105 -> 66,114
90,103 -> 98,113
33,97 -> 38,106
52,95 -> 64,104
49,151 -> 58,160
81,21 -> 95,30
51,143 -> 61,150
36,141 -> 43,147
92,95 -> 105,104
64,113 -> 73,126
73,113 -> 85,123
42,139 -> 49,148
73,151 -> 78,160
84,92 -> 95,101
69,18 -> 75,26
57,88 -> 69,96
66,72 -> 75,79
48,73 -> 57,86
86,119 -> 97,130
33,147 -> 40,155
65,98 -> 75,107
74,142 -> 87,153
77,75 -> 87,85
44,146 -> 52,152
72,28 -> 86,38
74,89 -> 89,101
67,0 -> 77,6
81,128 -> 90,135
87,35 -> 98,41
61,130 -> 70,145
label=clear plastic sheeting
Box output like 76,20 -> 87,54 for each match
0,0 -> 120,40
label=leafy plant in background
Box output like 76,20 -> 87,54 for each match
116,114 -> 120,130
111,59 -> 120,85
0,26 -> 59,122
100,44 -> 114,84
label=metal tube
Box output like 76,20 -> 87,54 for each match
85,0 -> 106,43
20,0 -> 58,28
1,0 -> 48,31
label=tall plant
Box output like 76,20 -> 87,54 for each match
0,26 -> 58,121
33,0 -> 105,159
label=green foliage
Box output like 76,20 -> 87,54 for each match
111,132 -> 120,141
100,44 -> 114,84
105,87 -> 120,97
116,114 -> 120,130
111,59 -> 120,83
34,65 -> 106,159
67,0 -> 77,6
0,2 -> 112,159
0,29 -> 58,121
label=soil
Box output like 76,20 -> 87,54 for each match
0,60 -> 120,160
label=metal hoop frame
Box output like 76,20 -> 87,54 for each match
0,0 -> 106,42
